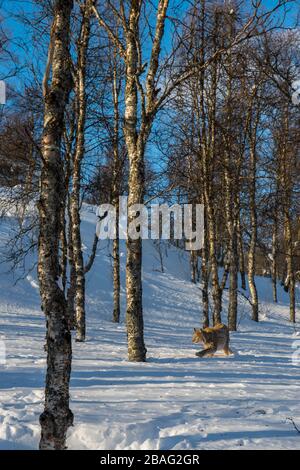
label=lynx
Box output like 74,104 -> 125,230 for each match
192,323 -> 233,358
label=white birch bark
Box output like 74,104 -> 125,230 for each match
38,0 -> 74,450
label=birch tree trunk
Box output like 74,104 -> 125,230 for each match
223,142 -> 238,331
248,143 -> 259,322
202,111 -> 221,326
271,219 -> 278,303
285,219 -> 296,323
228,230 -> 238,331
237,209 -> 246,290
223,11 -> 239,332
207,206 -> 222,325
112,214 -> 121,323
223,165 -> 239,332
38,0 -> 74,450
61,129 -> 73,300
112,54 -> 121,324
67,181 -> 76,328
281,107 -> 296,323
123,3 -> 147,362
201,208 -> 209,328
70,0 -> 91,342
205,7 -> 222,326
63,122 -> 76,328
124,0 -> 169,361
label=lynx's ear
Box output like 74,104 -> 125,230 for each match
194,328 -> 197,332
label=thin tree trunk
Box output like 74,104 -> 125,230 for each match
204,8 -> 222,326
285,215 -> 295,322
38,0 -> 74,450
197,0 -> 209,329
70,0 -> 91,342
248,144 -> 259,322
60,140 -> 72,296
112,52 -> 121,324
220,263 -> 229,291
190,251 -> 198,283
281,107 -> 296,323
223,165 -> 238,331
223,184 -> 238,331
201,208 -> 209,328
112,202 -> 121,322
228,233 -> 238,331
224,15 -> 238,332
271,220 -> 278,303
67,192 -> 76,328
237,212 -> 246,290
207,208 -> 222,325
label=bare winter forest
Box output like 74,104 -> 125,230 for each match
0,0 -> 300,452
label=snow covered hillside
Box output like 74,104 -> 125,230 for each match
0,204 -> 300,450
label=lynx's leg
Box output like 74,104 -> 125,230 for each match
196,346 -> 217,358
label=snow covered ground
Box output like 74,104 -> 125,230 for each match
0,204 -> 300,450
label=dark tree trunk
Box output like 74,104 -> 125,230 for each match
201,209 -> 209,328
237,213 -> 246,290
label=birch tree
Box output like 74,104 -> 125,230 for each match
111,47 -> 123,323
38,0 -> 74,450
70,0 -> 92,342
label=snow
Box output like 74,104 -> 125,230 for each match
0,203 -> 300,450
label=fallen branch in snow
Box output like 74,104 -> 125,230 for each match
287,417 -> 300,434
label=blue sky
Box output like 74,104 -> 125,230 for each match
0,0 -> 299,94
